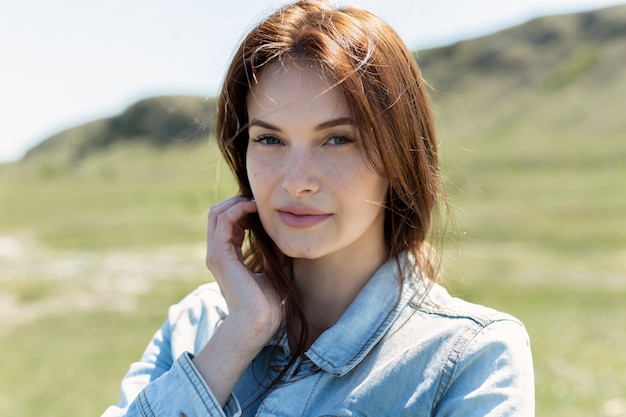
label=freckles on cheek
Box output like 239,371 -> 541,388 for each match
249,174 -> 259,196
327,159 -> 364,189
247,168 -> 266,199
245,162 -> 257,183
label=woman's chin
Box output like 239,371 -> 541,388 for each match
275,243 -> 325,260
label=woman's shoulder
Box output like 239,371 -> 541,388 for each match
419,281 -> 524,328
397,281 -> 533,388
391,282 -> 535,414
399,281 -> 531,358
416,283 -> 534,411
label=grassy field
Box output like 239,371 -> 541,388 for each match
1,117 -> 625,416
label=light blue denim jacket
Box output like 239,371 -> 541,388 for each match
103,255 -> 534,416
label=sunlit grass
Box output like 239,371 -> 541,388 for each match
0,278 -> 202,417
1,140 -> 236,250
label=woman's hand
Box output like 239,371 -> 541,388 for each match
205,196 -> 283,341
194,196 -> 283,406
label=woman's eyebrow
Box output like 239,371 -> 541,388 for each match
248,117 -> 356,133
314,117 -> 356,131
248,119 -> 282,132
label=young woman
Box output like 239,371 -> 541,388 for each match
103,1 -> 534,416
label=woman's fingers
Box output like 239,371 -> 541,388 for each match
206,196 -> 251,240
203,196 -> 282,347
206,196 -> 257,271
205,197 -> 262,311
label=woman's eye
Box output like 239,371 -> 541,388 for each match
327,135 -> 354,146
252,135 -> 283,145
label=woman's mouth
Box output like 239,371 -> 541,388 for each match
277,206 -> 332,229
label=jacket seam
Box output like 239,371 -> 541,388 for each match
309,276 -> 422,374
138,390 -> 155,417
181,353 -> 219,413
299,373 -> 324,417
432,321 -> 481,409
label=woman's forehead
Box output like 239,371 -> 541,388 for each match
247,62 -> 350,122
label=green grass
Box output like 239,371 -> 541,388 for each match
1,139 -> 225,416
542,47 -> 601,91
1,140 -> 236,250
0,278 -> 202,417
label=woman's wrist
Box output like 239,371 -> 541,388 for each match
225,307 -> 281,350
192,313 -> 275,407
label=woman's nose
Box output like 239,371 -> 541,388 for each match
281,149 -> 320,197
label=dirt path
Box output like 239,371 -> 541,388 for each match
0,234 -> 207,332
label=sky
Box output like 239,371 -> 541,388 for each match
1,0 -> 624,162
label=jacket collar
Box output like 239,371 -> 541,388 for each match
304,253 -> 425,376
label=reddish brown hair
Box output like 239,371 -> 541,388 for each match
216,0 -> 447,386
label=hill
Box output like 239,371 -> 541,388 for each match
22,4 -> 626,166
12,4 -> 626,253
14,3 -> 626,252
415,3 -> 626,147
417,4 -> 626,91
23,95 -> 217,162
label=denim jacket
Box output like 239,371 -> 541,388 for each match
103,255 -> 534,417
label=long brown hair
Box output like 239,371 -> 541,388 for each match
216,0 -> 447,385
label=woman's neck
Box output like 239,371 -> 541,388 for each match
292,241 -> 387,332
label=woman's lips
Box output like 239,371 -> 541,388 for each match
277,207 -> 332,229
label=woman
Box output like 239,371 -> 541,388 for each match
103,1 -> 534,416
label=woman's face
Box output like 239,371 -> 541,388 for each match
246,62 -> 389,262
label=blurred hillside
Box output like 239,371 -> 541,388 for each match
416,3 -> 626,147
23,96 -> 217,163
11,3 -> 626,252
20,4 -> 626,169
416,4 -> 626,254
6,6 -> 626,252
418,3 -> 626,91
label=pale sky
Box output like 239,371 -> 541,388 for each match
1,0 -> 624,162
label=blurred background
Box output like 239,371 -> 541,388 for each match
1,1 -> 625,416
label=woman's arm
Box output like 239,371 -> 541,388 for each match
101,287 -> 238,417
193,196 -> 282,406
434,319 -> 535,417
102,197 -> 283,416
